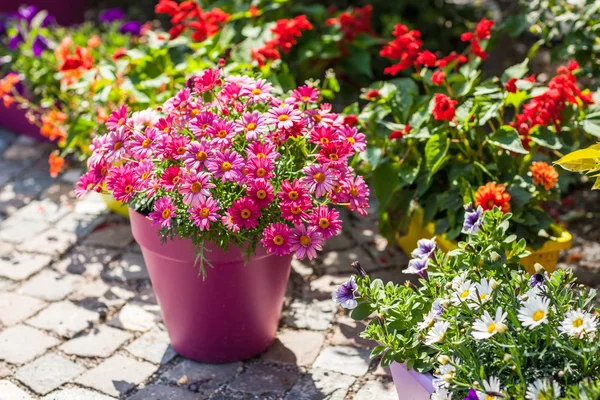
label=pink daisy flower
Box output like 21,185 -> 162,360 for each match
277,179 -> 310,208
130,108 -> 160,132
246,157 -> 274,181
241,111 -> 266,141
190,111 -> 217,138
247,179 -> 274,208
265,104 -> 302,130
105,127 -> 129,162
219,81 -> 243,104
164,134 -> 190,160
206,118 -> 238,147
75,171 -> 101,198
261,223 -> 293,256
160,165 -> 182,191
146,179 -> 161,198
206,149 -> 244,183
130,127 -> 161,160
309,126 -> 337,146
280,197 -> 312,225
291,85 -> 319,103
148,196 -> 175,228
88,136 -> 108,167
154,115 -> 175,135
179,171 -> 215,206
188,197 -> 220,231
302,164 -> 336,198
222,212 -> 240,232
162,88 -> 191,115
342,176 -> 370,216
106,105 -> 128,131
337,125 -> 366,152
192,68 -> 221,93
183,139 -> 211,172
318,142 -> 353,165
290,224 -> 323,260
135,160 -> 155,185
106,165 -> 137,202
241,78 -> 273,103
305,103 -> 339,129
229,197 -> 262,229
309,206 -> 342,239
247,141 -> 279,160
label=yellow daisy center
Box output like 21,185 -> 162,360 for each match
241,209 -> 251,219
273,235 -> 284,245
300,235 -> 311,246
533,310 -> 546,322
487,323 -> 496,334
221,161 -> 232,172
313,114 -> 322,122
314,172 -> 325,184
142,139 -> 151,148
247,122 -> 256,131
256,189 -> 267,199
256,168 -> 266,177
278,114 -> 289,122
288,191 -> 299,200
329,153 -> 339,161
460,290 -> 470,299
161,208 -> 171,218
113,141 -> 123,151
347,137 -> 356,144
349,187 -> 359,197
573,318 -> 583,328
196,151 -> 207,161
124,184 -> 133,193
199,208 -> 210,218
319,218 -> 329,229
177,146 -> 186,155
191,182 -> 202,193
141,171 -> 149,180
251,88 -> 262,95
320,137 -> 329,145
217,130 -> 227,139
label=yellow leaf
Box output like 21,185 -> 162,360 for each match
593,176 -> 600,190
554,148 -> 600,172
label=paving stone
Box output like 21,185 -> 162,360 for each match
125,325 -> 176,365
60,325 -> 133,358
15,354 -> 85,395
84,224 -> 133,249
322,231 -> 353,251
0,159 -> 29,187
55,246 -> 118,279
58,168 -> 83,185
76,354 -> 158,397
126,384 -> 200,400
27,301 -> 100,338
312,346 -> 371,377
0,379 -> 32,399
305,275 -> 348,300
206,388 -> 253,400
354,380 -> 397,400
41,387 -> 114,400
18,270 -> 84,301
0,219 -> 48,244
228,363 -> 298,396
284,368 -> 355,400
0,242 -> 12,257
70,280 -> 111,300
0,292 -> 47,326
55,213 -> 106,239
0,251 -> 52,281
0,325 -> 60,364
3,136 -> 46,162
284,299 -> 335,331
0,362 -> 11,378
262,330 -> 324,367
73,192 -> 109,216
291,258 -> 314,277
107,303 -> 158,332
161,359 -> 241,391
103,252 -> 149,282
367,233 -> 410,269
329,316 -> 373,348
12,199 -> 72,224
18,229 -> 78,256
321,247 -> 373,275
0,167 -> 55,214
39,182 -> 78,203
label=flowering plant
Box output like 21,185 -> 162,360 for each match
348,18 -> 597,248
335,207 -> 600,399
76,67 -> 369,275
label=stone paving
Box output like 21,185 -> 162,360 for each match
0,130 -> 409,400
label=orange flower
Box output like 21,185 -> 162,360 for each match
475,182 -> 511,213
40,110 -> 67,142
97,107 -> 109,124
55,37 -> 94,86
530,161 -> 558,191
87,35 -> 101,48
48,153 -> 65,178
0,73 -> 20,107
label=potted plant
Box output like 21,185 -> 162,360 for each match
334,207 -> 600,399
76,67 -> 370,362
346,18 -> 598,272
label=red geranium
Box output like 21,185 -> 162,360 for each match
433,94 -> 457,121
431,71 -> 445,86
155,0 -> 229,42
251,15 -> 313,66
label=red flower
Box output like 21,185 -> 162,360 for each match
567,60 -> 579,71
364,89 -> 380,100
415,50 -> 437,67
505,78 -> 517,93
328,5 -> 373,42
475,17 -> 494,40
470,39 -> 488,61
251,15 -> 312,66
155,0 -> 179,16
249,5 -> 259,17
380,24 -> 423,75
461,32 -> 474,42
344,114 -> 358,126
432,94 -> 457,121
112,48 -> 127,61
155,0 -> 229,42
431,71 -> 445,86
475,182 -> 511,213
390,124 -> 410,140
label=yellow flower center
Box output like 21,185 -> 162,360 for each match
347,137 -> 356,144
161,208 -> 171,219
314,172 -> 326,184
273,235 -> 284,245
460,290 -> 470,299
573,318 -> 583,328
320,137 -> 329,145
329,153 -> 339,161
256,189 -> 267,199
349,187 -> 359,197
124,184 -> 133,193
86,183 -> 93,190
241,209 -> 251,219
313,114 -> 322,122
202,123 -> 209,131
319,218 -> 329,229
486,396 -> 495,400
288,191 -> 299,200
533,310 -> 546,322
487,323 -> 496,334
256,152 -> 266,159
141,171 -> 149,180
291,206 -> 302,215
480,293 -> 489,301
251,88 -> 262,95
142,139 -> 151,148
217,130 -> 227,138
191,182 -> 202,193
247,123 -> 256,131
172,176 -> 181,185
199,208 -> 210,218
177,146 -> 186,155
163,127 -> 169,133
113,141 -> 123,150
300,235 -> 311,246
118,118 -> 126,126
221,161 -> 232,172
256,168 -> 266,177
190,109 -> 200,117
278,114 -> 289,122
196,151 -> 207,161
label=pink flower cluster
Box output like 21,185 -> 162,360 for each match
77,68 -> 369,260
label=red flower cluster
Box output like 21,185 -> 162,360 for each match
326,5 -> 373,42
433,94 -> 457,121
460,17 -> 494,61
251,15 -> 313,66
155,0 -> 230,42
512,61 -> 594,147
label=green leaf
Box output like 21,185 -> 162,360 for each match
373,163 -> 400,208
343,47 -> 372,77
425,134 -> 450,176
502,58 -> 529,82
488,126 -> 528,154
342,103 -> 359,116
582,119 -> 600,138
351,303 -> 373,320
529,127 -> 563,150
398,159 -> 421,186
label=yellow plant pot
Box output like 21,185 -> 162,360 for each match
395,206 -> 572,274
101,193 -> 130,218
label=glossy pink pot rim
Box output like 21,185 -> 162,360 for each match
390,361 -> 435,399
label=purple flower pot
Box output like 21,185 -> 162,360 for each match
0,103 -> 49,142
390,362 -> 435,399
129,209 -> 293,363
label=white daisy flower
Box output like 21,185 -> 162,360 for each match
426,320 -> 450,346
525,378 -> 561,400
559,309 -> 598,338
431,388 -> 452,400
473,278 -> 494,307
418,309 -> 438,331
477,376 -> 503,400
518,296 -> 550,329
451,271 -> 469,289
451,280 -> 475,306
472,307 -> 508,340
433,363 -> 456,389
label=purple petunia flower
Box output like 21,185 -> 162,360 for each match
462,204 -> 484,235
99,8 -> 125,23
332,277 -> 358,309
32,35 -> 49,57
411,238 -> 437,259
17,5 -> 38,23
8,27 -> 23,50
119,21 -> 143,36
40,14 -> 54,28
463,389 -> 479,400
431,299 -> 444,316
529,273 -> 545,288
402,257 -> 429,279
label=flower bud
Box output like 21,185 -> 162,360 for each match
521,295 -> 529,301
445,282 -> 452,289
443,374 -> 454,383
437,355 -> 450,365
503,354 -> 512,362
472,381 -> 479,387
496,323 -> 508,334
558,370 -> 565,378
490,279 -> 499,290
441,299 -> 450,308
511,365 -> 516,371
351,261 -> 367,279
516,327 -> 522,332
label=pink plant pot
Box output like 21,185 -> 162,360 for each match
129,209 -> 293,363
390,362 -> 435,399
0,104 -> 49,142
